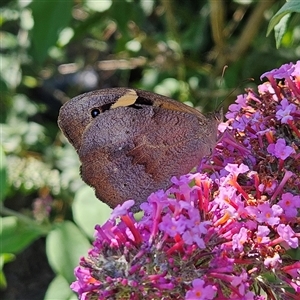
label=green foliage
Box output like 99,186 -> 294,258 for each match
0,216 -> 44,253
0,147 -> 7,202
46,221 -> 91,284
44,275 -> 76,300
72,186 -> 112,239
30,0 -> 73,64
0,0 -> 299,299
0,253 -> 15,289
267,0 -> 300,47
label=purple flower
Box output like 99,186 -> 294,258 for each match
231,270 -> 250,296
159,214 -> 187,237
260,62 -> 295,80
277,224 -> 299,248
231,115 -> 251,131
278,192 -> 300,218
226,94 -> 248,119
255,203 -> 282,226
264,252 -> 282,268
71,267 -> 101,299
275,98 -> 297,124
258,82 -> 279,102
224,163 -> 249,176
267,138 -> 295,160
256,225 -> 270,244
282,262 -> 300,278
258,179 -> 277,195
232,227 -> 248,251
185,279 -> 216,300
189,229 -> 206,248
291,60 -> 300,76
110,199 -> 135,219
258,82 -> 276,95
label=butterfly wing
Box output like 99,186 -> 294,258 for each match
128,107 -> 211,180
79,103 -> 215,210
58,88 -> 219,211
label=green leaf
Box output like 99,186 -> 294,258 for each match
46,221 -> 91,283
73,186 -> 112,239
274,13 -> 291,48
286,248 -> 300,260
0,146 -> 7,202
109,1 -> 145,40
0,253 -> 15,269
30,0 -> 73,63
44,274 -> 76,300
267,0 -> 300,36
0,216 -> 42,253
0,253 -> 15,289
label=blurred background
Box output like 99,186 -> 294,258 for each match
1,0 -> 299,299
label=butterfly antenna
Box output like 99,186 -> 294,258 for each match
216,77 -> 254,112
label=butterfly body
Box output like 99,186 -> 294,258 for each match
58,88 -> 220,211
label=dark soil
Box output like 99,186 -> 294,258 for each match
0,238 -> 55,300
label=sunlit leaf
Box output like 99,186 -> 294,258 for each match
46,221 -> 91,283
44,274 -> 76,300
267,0 -> 300,37
73,186 -> 112,239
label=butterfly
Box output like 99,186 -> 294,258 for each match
58,88 -> 222,211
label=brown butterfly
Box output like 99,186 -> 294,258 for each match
58,88 -> 222,211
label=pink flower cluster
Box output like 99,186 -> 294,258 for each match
71,61 -> 300,300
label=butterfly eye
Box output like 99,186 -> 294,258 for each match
91,108 -> 100,118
